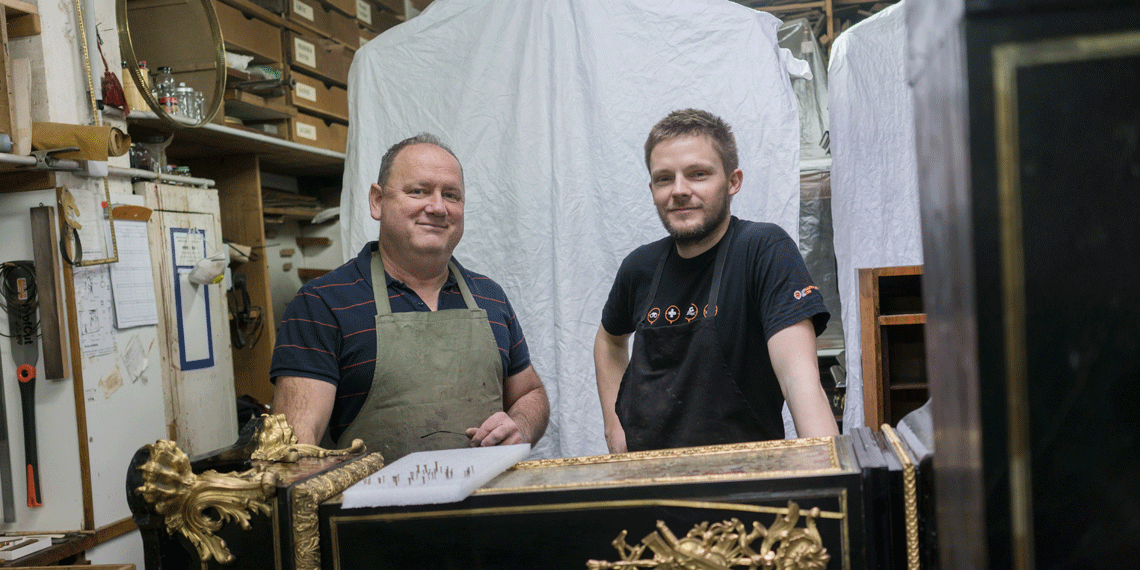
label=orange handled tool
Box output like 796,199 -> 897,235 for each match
4,261 -> 42,508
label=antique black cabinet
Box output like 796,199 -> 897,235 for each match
911,0 -> 1140,568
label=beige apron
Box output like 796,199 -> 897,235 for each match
337,251 -> 504,463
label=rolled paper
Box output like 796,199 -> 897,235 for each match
31,122 -> 132,160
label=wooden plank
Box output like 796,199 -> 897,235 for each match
871,264 -> 923,277
57,189 -> 95,531
752,1 -> 823,13
92,516 -> 137,543
0,7 -> 15,141
0,0 -> 40,16
824,0 -> 834,48
262,206 -> 319,219
6,11 -> 38,37
297,267 -> 329,279
879,313 -> 926,326
30,206 -> 66,381
295,236 -> 331,247
0,171 -> 55,193
858,267 -> 884,430
110,204 -> 153,221
0,0 -> 38,40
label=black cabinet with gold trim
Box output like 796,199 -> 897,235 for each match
127,417 -> 933,570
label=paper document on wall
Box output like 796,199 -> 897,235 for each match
341,444 -> 531,508
74,265 -> 115,357
108,220 -> 159,328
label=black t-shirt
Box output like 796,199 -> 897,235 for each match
601,217 -> 830,439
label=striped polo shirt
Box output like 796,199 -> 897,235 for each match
271,242 -> 531,443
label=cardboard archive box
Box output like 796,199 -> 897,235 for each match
373,0 -> 403,17
284,30 -> 352,86
287,69 -> 349,122
215,0 -> 284,63
357,24 -> 378,48
285,0 -> 333,37
290,112 -> 348,153
355,0 -> 401,34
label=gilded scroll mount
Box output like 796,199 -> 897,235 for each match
251,413 -> 366,462
134,440 -> 278,564
133,414 -> 370,565
586,501 -> 830,570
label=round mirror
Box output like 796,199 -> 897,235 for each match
117,0 -> 225,128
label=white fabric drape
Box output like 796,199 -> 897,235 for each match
343,0 -> 801,459
829,1 -> 923,433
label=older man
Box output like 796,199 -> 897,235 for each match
271,134 -> 548,461
595,109 -> 837,453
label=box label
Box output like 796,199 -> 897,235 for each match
296,121 -> 319,140
295,81 -> 318,102
356,0 -> 372,25
293,0 -> 315,21
293,37 -> 317,68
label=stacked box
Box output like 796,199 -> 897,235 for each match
373,0 -> 403,17
284,30 -> 352,86
285,0 -> 333,37
290,113 -> 348,153
358,23 -> 378,48
215,1 -> 284,63
287,69 -> 349,122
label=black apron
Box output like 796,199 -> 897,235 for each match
615,225 -> 768,451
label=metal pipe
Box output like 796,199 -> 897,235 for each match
0,152 -> 216,187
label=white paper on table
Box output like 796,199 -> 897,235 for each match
107,219 -> 159,328
341,444 -> 531,508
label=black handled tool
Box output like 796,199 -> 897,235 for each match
0,358 -> 15,521
3,261 -> 42,508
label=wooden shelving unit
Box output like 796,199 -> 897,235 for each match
859,265 -> 927,429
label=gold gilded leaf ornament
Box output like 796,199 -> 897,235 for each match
586,501 -> 830,570
251,413 -> 366,462
135,440 -> 279,564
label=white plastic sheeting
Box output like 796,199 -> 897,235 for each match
829,0 -> 923,433
343,0 -> 802,459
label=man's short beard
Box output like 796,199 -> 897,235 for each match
660,186 -> 731,245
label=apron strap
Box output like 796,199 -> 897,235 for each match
646,221 -> 736,314
372,250 -> 478,315
707,222 -> 735,310
449,261 -> 480,310
372,249 -> 392,316
646,247 -> 670,312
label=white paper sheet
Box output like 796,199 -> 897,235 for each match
73,265 -> 115,357
121,334 -> 149,383
108,220 -> 159,328
341,444 -> 531,508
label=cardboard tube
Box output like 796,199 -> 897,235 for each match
31,123 -> 132,160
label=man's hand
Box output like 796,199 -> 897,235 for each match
466,412 -> 524,447
465,365 -> 549,447
605,425 -> 628,454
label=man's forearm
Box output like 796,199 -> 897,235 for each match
270,376 -> 337,445
767,319 -> 839,438
594,325 -> 630,452
507,385 -> 549,444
